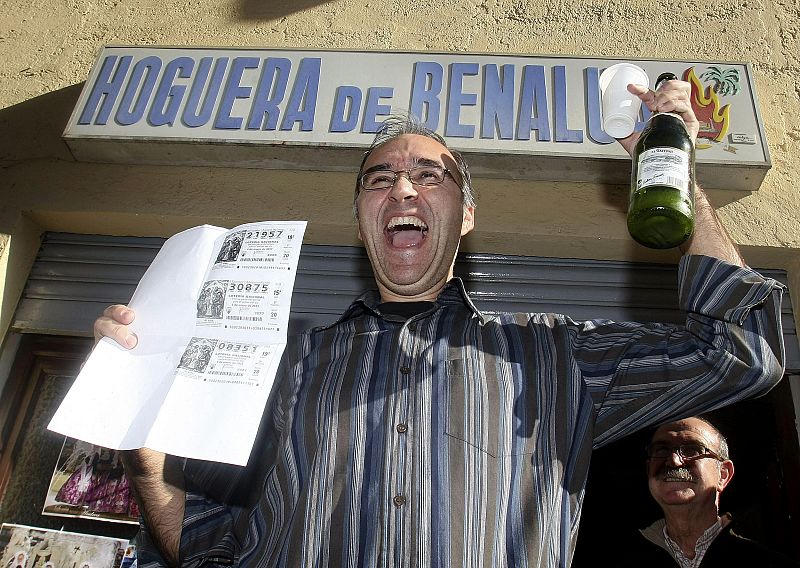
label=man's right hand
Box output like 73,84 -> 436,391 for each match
94,304 -> 184,564
93,304 -> 138,348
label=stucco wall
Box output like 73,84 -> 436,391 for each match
1,0 -> 799,345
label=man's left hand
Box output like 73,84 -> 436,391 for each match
617,78 -> 699,156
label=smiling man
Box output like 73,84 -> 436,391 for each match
617,417 -> 799,567
95,80 -> 787,568
354,126 -> 474,302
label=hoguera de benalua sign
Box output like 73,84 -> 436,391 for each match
64,46 -> 770,191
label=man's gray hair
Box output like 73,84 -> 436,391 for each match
697,415 -> 730,461
353,114 -> 476,216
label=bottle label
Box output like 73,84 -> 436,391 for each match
635,147 -> 690,193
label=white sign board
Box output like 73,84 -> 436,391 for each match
64,46 -> 770,190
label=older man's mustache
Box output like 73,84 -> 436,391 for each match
659,466 -> 696,482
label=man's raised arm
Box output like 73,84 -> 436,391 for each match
120,449 -> 184,566
678,186 -> 745,266
94,305 -> 184,566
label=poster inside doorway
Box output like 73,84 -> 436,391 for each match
42,438 -> 140,524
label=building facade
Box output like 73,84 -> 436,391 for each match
1,0 -> 799,562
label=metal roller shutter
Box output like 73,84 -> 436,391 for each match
13,232 -> 799,370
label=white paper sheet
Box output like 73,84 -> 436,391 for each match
48,220 -> 307,465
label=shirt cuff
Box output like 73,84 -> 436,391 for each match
678,255 -> 786,325
178,490 -> 238,567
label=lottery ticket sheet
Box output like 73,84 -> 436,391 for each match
48,221 -> 307,465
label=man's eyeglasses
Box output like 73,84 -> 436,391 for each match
645,443 -> 725,462
359,165 -> 453,191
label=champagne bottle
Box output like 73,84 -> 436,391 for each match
627,72 -> 695,249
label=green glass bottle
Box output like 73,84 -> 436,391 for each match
627,73 -> 695,249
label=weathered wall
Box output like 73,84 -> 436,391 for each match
1,0 -> 799,345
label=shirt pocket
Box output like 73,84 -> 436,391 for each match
443,358 -> 534,457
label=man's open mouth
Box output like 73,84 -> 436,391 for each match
386,216 -> 429,248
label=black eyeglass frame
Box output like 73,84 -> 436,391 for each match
645,442 -> 725,463
358,165 -> 454,192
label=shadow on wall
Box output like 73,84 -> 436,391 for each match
239,0 -> 339,20
0,83 -> 84,166
0,84 -> 83,349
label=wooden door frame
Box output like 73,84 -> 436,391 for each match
0,334 -> 92,501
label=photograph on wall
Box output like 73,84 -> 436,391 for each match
0,523 -> 130,568
42,438 -> 140,524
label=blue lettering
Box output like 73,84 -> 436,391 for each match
182,57 -> 228,128
247,58 -> 291,131
585,67 -> 614,144
78,56 -> 132,125
215,57 -> 259,129
115,56 -> 162,126
445,63 -> 478,138
409,62 -> 443,129
481,64 -> 514,140
149,57 -> 194,127
517,65 -> 550,141
553,66 -> 582,143
362,87 -> 394,133
280,58 -> 321,131
330,86 -> 362,132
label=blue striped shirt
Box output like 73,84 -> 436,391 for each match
138,255 -> 785,567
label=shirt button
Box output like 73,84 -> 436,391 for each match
393,495 -> 406,507
408,322 -> 417,331
396,423 -> 408,433
400,366 -> 411,375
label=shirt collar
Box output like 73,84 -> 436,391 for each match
326,277 -> 485,327
640,516 -> 729,566
662,519 -> 724,568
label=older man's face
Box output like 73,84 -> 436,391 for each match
355,134 -> 474,302
647,418 -> 733,510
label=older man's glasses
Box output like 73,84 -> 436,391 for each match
645,443 -> 724,462
359,165 -> 453,191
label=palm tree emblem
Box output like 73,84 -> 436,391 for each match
699,66 -> 741,97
